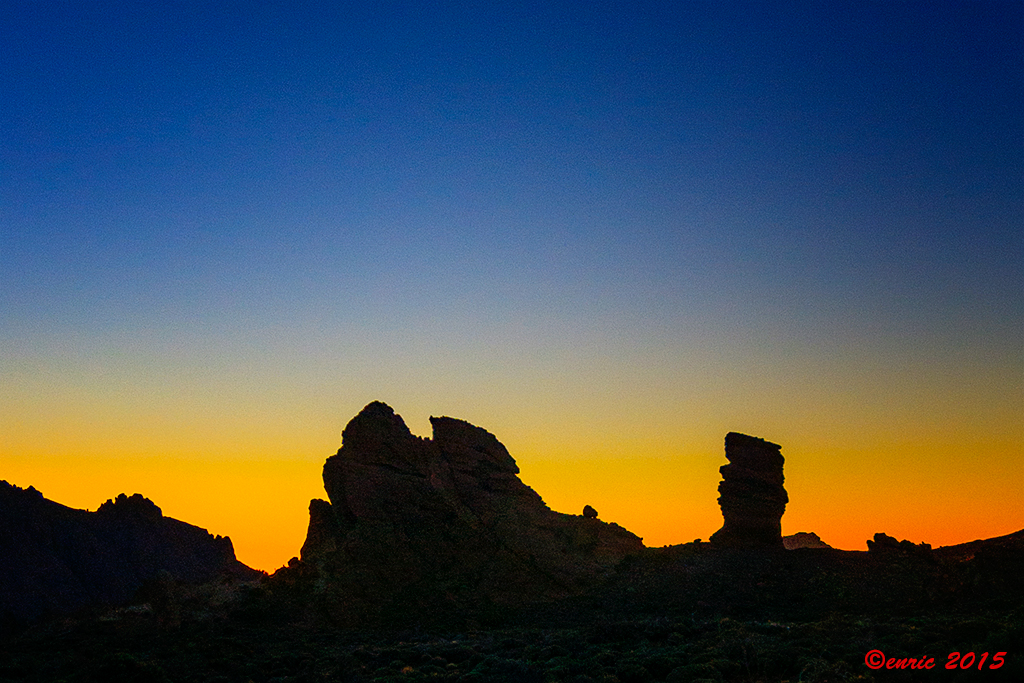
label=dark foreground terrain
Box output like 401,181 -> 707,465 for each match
3,608 -> 1020,683
2,537 -> 1021,683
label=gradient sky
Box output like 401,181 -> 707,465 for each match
2,1 -> 1022,572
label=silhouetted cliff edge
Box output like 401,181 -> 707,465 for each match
285,401 -> 643,624
0,481 -> 256,627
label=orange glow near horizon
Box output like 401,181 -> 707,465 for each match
4,408 -> 1022,572
3,323 -> 1021,572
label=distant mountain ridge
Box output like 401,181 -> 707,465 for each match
0,481 -> 256,627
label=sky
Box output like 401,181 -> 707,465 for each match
2,1 -> 1022,572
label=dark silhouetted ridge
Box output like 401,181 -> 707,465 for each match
0,480 -> 257,627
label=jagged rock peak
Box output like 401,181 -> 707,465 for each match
299,402 -> 645,618
340,400 -> 416,450
716,433 -> 785,495
430,415 -> 519,473
96,492 -> 162,519
320,402 -> 545,526
867,532 -> 932,556
0,480 -> 44,501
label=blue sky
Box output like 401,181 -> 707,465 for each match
4,1 -> 1021,341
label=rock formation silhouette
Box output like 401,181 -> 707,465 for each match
296,401 -> 643,621
783,531 -> 832,549
0,481 -> 256,627
6,409 -> 1024,645
709,432 -> 788,548
867,532 -> 932,557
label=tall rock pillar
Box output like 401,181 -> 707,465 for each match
709,432 -> 788,548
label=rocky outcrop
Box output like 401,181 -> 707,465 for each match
709,432 -> 788,548
934,528 -> 1024,561
296,402 -> 643,622
783,532 -> 831,549
867,532 -> 932,557
0,481 -> 256,627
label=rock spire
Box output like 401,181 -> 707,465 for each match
709,432 -> 788,548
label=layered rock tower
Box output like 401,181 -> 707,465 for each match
709,432 -> 788,548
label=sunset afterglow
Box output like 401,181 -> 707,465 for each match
2,2 -> 1021,572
